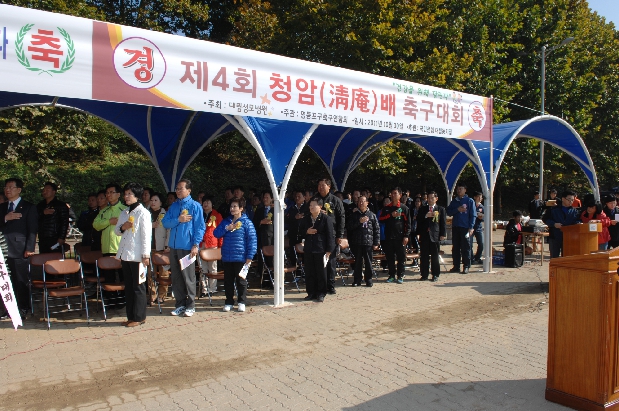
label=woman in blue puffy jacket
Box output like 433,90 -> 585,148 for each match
214,197 -> 257,313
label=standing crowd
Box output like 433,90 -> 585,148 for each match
11,175 -> 573,326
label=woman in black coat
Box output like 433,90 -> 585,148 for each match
299,198 -> 335,302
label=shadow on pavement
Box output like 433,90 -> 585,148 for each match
341,379 -> 570,411
436,281 -> 548,296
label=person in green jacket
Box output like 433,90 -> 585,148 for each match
93,183 -> 127,284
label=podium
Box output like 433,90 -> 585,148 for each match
560,222 -> 601,257
546,248 -> 619,410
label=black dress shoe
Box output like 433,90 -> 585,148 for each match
316,295 -> 325,302
351,282 -> 360,287
449,267 -> 460,273
304,295 -> 316,301
418,277 -> 428,281
430,276 -> 439,282
461,267 -> 470,274
327,289 -> 336,295
365,280 -> 373,287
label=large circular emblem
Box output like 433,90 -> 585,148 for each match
113,37 -> 166,89
468,101 -> 486,132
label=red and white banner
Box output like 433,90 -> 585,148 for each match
0,5 -> 491,141
0,248 -> 23,330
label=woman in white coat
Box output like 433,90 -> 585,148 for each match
115,183 -> 152,327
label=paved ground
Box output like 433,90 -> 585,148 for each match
0,239 -> 570,411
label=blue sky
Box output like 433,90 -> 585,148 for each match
588,0 -> 619,27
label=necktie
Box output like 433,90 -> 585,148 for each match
265,207 -> 270,217
8,202 -> 14,212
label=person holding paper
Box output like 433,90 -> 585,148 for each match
213,197 -> 257,312
162,179 -> 205,317
299,198 -> 335,302
115,183 -> 152,327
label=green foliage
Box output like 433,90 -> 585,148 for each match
2,0 -> 619,218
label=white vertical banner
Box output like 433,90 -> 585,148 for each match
0,248 -> 23,330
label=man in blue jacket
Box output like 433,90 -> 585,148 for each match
544,190 -> 581,258
446,183 -> 476,274
162,179 -> 205,317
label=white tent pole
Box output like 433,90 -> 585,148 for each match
225,114 -> 283,306
485,97 -> 494,273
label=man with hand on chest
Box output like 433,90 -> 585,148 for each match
0,178 -> 38,318
416,191 -> 446,282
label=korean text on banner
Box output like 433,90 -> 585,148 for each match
0,248 -> 23,330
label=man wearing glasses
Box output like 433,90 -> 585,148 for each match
93,183 -> 127,284
162,179 -> 205,317
544,190 -> 581,258
0,178 -> 38,319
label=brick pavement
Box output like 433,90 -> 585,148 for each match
0,246 -> 570,410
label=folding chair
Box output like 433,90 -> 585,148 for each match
260,245 -> 301,292
406,247 -> 420,272
73,243 -> 91,260
293,243 -> 305,281
199,248 -> 225,306
43,259 -> 89,329
29,252 -> 64,315
335,238 -> 355,285
150,251 -> 172,314
77,250 -> 103,311
95,256 -> 124,320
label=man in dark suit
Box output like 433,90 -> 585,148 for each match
0,178 -> 38,317
416,191 -> 446,282
36,181 -> 70,254
253,190 -> 275,287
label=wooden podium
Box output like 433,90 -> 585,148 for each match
546,247 -> 619,410
560,222 -> 601,257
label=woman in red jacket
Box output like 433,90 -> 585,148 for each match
199,197 -> 223,297
581,201 -> 611,250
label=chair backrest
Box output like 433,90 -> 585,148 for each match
151,251 -> 171,266
200,248 -> 222,262
79,250 -> 104,265
44,259 -> 81,275
30,253 -> 64,267
97,256 -> 122,270
262,245 -> 275,257
74,243 -> 91,256
295,243 -> 304,254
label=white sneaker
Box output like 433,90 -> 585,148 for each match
223,305 -> 232,312
171,306 -> 186,316
238,303 -> 245,312
184,308 -> 195,317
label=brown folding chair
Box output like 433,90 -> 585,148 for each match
199,248 -> 225,306
150,251 -> 172,314
336,238 -> 355,285
78,250 -> 103,311
73,243 -> 91,260
43,259 -> 89,329
95,256 -> 124,320
261,245 -> 301,292
29,252 -> 64,315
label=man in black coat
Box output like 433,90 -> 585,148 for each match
528,191 -> 543,219
346,196 -> 380,287
0,178 -> 38,317
316,178 -> 345,294
416,191 -> 446,281
284,190 -> 308,266
253,190 -> 275,286
36,181 -> 70,254
298,198 -> 335,302
378,187 -> 411,283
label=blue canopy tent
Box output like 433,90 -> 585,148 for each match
0,5 -> 599,306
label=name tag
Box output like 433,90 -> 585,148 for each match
589,223 -> 598,232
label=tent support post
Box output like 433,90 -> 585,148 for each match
484,97 -> 494,273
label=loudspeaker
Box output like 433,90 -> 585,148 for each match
504,243 -> 524,268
